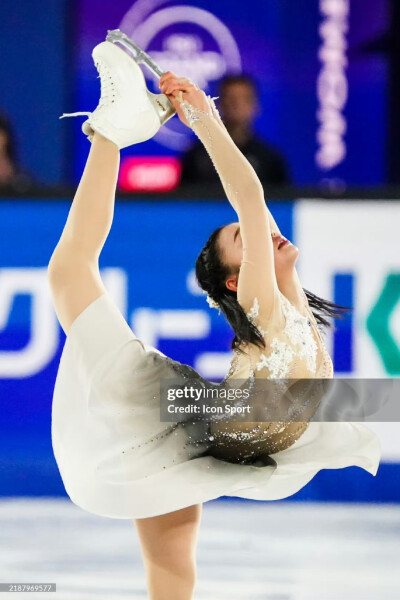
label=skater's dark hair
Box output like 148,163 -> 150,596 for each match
0,114 -> 16,163
195,225 -> 352,352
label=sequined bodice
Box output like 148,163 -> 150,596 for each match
227,292 -> 333,382
208,293 -> 333,461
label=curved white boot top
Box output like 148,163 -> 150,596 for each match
87,41 -> 163,148
60,41 -> 175,149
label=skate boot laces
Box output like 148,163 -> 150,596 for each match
94,59 -> 118,110
59,58 -> 117,120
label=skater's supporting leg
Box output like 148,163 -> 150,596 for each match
47,133 -> 119,334
134,504 -> 202,600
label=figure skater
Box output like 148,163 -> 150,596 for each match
49,34 -> 381,600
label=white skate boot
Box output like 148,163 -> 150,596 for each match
60,39 -> 175,149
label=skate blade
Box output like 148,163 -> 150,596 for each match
106,29 -> 164,79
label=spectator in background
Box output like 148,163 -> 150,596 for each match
180,74 -> 291,187
0,113 -> 37,192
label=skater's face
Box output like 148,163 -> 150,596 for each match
217,222 -> 299,292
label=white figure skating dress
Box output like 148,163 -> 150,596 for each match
51,100 -> 381,519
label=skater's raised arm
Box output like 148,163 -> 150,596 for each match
178,85 -> 283,240
204,97 -> 283,237
161,73 -> 280,319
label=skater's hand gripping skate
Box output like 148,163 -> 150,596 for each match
159,72 -> 213,128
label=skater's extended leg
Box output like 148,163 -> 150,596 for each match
48,38 -> 170,335
47,133 -> 119,334
134,504 -> 202,600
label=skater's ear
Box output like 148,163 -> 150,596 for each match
225,274 -> 238,292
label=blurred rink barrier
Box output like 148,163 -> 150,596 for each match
0,197 -> 399,501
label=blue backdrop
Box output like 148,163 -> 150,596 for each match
0,1 -> 388,187
0,0 -> 70,185
74,0 -> 388,185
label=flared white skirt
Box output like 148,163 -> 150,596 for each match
51,292 -> 381,519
